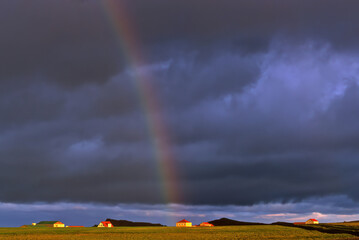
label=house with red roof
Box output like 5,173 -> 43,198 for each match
98,221 -> 113,227
176,219 -> 192,227
305,219 -> 319,224
199,222 -> 214,227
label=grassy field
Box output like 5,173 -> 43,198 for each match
292,223 -> 359,237
329,222 -> 359,227
0,226 -> 358,240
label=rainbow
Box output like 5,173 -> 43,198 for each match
101,0 -> 180,206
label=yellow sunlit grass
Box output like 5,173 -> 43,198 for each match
0,225 -> 358,240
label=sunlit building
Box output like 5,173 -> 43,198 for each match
34,221 -> 65,227
199,222 -> 214,227
98,221 -> 113,227
176,219 -> 192,227
305,219 -> 319,224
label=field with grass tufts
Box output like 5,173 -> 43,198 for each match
0,225 -> 358,240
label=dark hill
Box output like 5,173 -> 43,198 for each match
271,221 -> 293,227
106,219 -> 165,227
209,218 -> 265,226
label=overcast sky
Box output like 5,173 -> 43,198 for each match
1,0 -> 359,227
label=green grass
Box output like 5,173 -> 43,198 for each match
294,223 -> 359,236
329,222 -> 359,227
0,226 -> 358,240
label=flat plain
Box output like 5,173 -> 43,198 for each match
0,225 -> 358,240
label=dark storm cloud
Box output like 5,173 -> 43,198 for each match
126,0 -> 359,51
0,0 -> 122,86
1,0 -> 359,86
1,0 -> 359,211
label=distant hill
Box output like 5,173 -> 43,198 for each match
106,219 -> 165,227
345,220 -> 359,223
208,218 -> 265,226
271,222 -> 293,227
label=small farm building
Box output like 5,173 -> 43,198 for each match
176,219 -> 192,227
293,222 -> 305,225
37,221 -> 65,227
305,219 -> 319,224
199,222 -> 214,227
98,221 -> 113,227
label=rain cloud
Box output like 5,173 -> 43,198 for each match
1,0 -> 359,225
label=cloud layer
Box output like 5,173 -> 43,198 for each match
1,0 -> 359,218
2,195 -> 359,227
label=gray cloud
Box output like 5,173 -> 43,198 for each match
1,0 -> 359,221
